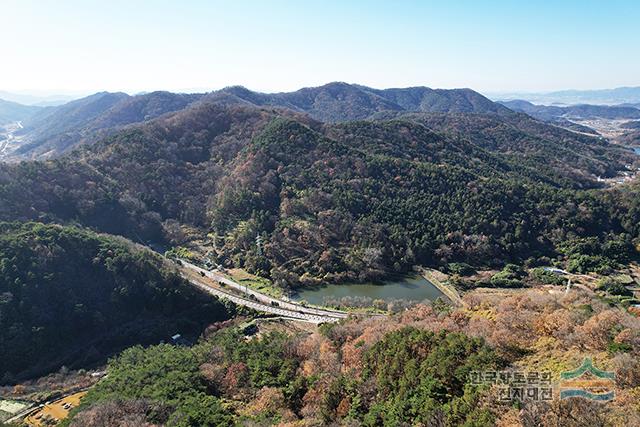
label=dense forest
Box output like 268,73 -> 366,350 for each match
67,327 -> 500,426
62,286 -> 640,426
1,100 -> 639,287
0,222 -> 234,383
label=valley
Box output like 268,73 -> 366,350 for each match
0,121 -> 23,159
2,83 -> 640,426
4,2 -> 640,425
178,259 -> 350,323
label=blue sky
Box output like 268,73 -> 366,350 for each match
2,0 -> 639,95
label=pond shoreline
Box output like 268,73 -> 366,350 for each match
415,267 -> 464,307
291,269 -> 444,306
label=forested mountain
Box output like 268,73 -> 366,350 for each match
371,86 -> 510,114
22,92 -> 130,138
0,101 -> 637,286
0,222 -> 234,384
7,83 -> 620,161
619,121 -> 640,144
69,327 -> 501,426
370,111 -> 631,179
8,91 -> 203,159
205,82 -> 513,122
619,130 -> 640,145
0,99 -> 41,125
205,83 -> 404,122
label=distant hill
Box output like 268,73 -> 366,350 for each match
206,82 -> 403,122
500,100 -> 640,121
0,98 -> 42,125
205,82 -> 513,122
499,100 -> 640,136
0,90 -> 77,106
9,91 -> 203,159
618,121 -> 640,145
493,86 -> 640,106
3,83 -> 515,160
22,92 -> 131,138
371,86 -> 510,114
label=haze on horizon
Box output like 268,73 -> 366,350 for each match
2,0 -> 639,96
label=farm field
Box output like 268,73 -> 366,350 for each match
24,392 -> 86,426
0,399 -> 30,423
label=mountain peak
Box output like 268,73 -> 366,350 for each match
203,83 -> 511,122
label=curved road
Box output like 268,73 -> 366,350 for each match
179,263 -> 345,324
180,260 -> 350,319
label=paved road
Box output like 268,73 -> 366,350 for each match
180,260 -> 350,319
180,268 -> 342,324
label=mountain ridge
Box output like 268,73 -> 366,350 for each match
205,82 -> 514,122
2,83 -> 516,160
8,91 -> 204,159
0,101 -> 637,286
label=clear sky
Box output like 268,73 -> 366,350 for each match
2,0 -> 639,95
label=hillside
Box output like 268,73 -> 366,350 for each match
8,91 -> 203,159
205,82 -> 513,122
0,102 -> 638,287
0,99 -> 42,125
0,222 -> 235,383
63,286 -> 640,426
6,83 -> 623,161
372,86 -> 511,114
622,120 -> 640,130
371,110 -> 632,180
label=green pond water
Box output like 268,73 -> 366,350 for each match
292,274 -> 443,305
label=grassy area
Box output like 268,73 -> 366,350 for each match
165,246 -> 198,260
226,269 -> 284,299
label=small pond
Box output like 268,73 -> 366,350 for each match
292,274 -> 443,305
